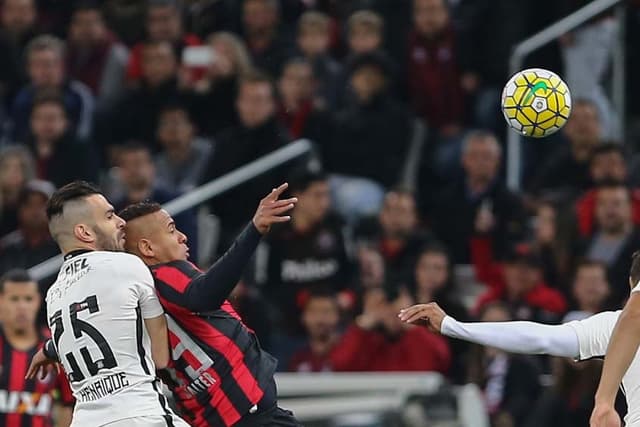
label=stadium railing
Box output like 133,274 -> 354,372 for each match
506,0 -> 625,190
28,138 -> 314,281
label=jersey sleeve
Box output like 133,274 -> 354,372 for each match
54,369 -> 75,406
125,255 -> 165,319
565,311 -> 620,361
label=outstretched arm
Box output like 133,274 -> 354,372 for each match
399,302 -> 580,358
157,184 -> 297,312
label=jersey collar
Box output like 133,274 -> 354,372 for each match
64,249 -> 93,261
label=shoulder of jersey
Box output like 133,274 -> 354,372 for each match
92,251 -> 149,272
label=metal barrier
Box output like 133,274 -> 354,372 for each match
506,0 -> 625,190
28,139 -> 313,281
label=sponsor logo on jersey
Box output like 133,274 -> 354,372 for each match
0,390 -> 52,415
281,259 -> 339,282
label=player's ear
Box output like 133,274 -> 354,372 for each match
73,223 -> 95,244
138,238 -> 154,258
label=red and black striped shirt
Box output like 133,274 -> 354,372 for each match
0,330 -> 74,427
151,223 -> 278,427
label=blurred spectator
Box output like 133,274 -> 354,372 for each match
407,0 -> 464,134
575,143 -> 640,237
126,0 -> 201,83
11,35 -> 95,142
189,32 -> 252,136
529,99 -> 603,195
276,57 -> 328,140
355,188 -> 431,282
430,131 -> 526,264
472,239 -> 567,322
202,71 -> 291,243
112,40 -> 182,150
331,286 -> 450,372
112,142 -> 198,259
0,180 -> 59,279
0,0 -> 38,103
346,10 -> 384,55
356,245 -> 386,290
242,0 -> 295,78
154,103 -> 213,193
408,243 -> 469,383
532,200 -> 568,289
563,261 -> 610,322
577,182 -> 640,309
66,2 -> 129,113
289,289 -> 342,372
25,91 -> 97,188
467,303 -> 542,427
323,52 -> 412,221
296,11 -> 342,108
0,145 -> 34,236
254,169 -> 352,337
524,355 -> 602,427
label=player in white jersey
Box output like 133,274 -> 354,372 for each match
38,181 -> 189,427
398,255 -> 640,427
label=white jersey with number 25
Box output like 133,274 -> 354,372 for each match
46,251 -> 174,427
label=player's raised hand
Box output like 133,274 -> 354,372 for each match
26,348 -> 60,380
398,302 -> 447,333
590,403 -> 621,427
252,183 -> 298,234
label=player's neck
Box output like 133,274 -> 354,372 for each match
2,325 -> 38,351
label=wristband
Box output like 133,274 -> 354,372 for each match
43,338 -> 59,361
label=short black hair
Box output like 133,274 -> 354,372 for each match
119,201 -> 162,222
31,89 -> 66,115
46,181 -> 101,220
288,168 -> 327,194
590,142 -> 626,164
73,0 -> 102,14
631,251 -> 640,286
0,269 -> 35,292
595,179 -> 631,197
300,287 -> 339,310
119,141 -> 152,155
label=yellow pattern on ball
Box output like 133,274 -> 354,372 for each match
501,68 -> 572,138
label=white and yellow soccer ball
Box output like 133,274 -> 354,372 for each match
501,68 -> 572,138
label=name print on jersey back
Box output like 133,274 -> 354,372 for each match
46,251 -> 171,426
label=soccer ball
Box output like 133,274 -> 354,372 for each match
501,68 -> 572,138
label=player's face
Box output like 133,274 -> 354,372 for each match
149,209 -> 190,262
0,281 -> 40,333
86,194 -> 126,251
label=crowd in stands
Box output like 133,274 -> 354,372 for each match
1,0 -> 640,426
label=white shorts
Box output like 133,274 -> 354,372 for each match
100,415 -> 191,427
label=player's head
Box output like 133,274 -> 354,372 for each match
46,180 -> 126,253
0,269 -> 40,334
630,251 -> 640,290
119,201 -> 189,264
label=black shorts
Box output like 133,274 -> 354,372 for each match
235,406 -> 302,427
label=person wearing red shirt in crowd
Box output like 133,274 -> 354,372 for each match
0,269 -> 73,426
472,237 -> 567,323
288,289 -> 341,373
331,286 -> 451,373
575,143 -> 640,237
407,0 -> 464,135
126,0 -> 200,83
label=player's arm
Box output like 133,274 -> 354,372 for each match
591,291 -> 640,427
130,257 -> 170,369
399,303 -> 580,358
175,184 -> 296,312
54,405 -> 72,427
144,315 -> 169,369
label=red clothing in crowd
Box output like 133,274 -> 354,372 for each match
329,324 -> 451,373
277,100 -> 314,139
576,188 -> 640,237
289,346 -> 333,373
407,27 -> 464,130
471,236 -> 567,315
126,34 -> 201,82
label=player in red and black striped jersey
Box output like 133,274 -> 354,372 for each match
0,269 -> 74,427
118,183 -> 301,427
